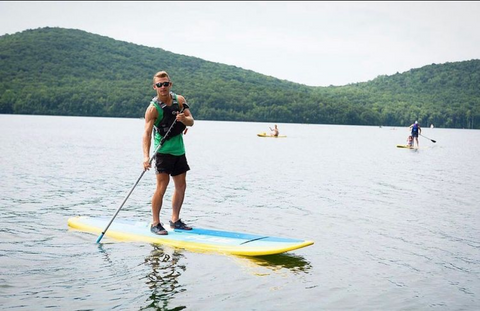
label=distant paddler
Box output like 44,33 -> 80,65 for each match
269,124 -> 279,137
409,121 -> 421,148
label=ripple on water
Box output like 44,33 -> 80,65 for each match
1,117 -> 479,310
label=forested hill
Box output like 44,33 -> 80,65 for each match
1,27 -> 479,128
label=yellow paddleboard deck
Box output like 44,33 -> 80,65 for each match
68,216 -> 313,257
257,132 -> 287,138
396,145 -> 420,149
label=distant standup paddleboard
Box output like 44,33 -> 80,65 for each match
396,144 -> 421,149
396,144 -> 415,149
257,132 -> 287,138
68,216 -> 313,256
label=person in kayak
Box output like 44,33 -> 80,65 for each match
269,124 -> 279,137
409,121 -> 421,148
142,71 -> 194,235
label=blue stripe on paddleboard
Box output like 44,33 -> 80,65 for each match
74,216 -> 306,246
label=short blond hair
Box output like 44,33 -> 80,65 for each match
153,71 -> 171,83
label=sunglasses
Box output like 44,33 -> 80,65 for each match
155,81 -> 171,88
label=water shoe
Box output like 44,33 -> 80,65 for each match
151,223 -> 168,235
169,219 -> 192,230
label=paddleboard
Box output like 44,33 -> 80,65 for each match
396,144 -> 417,149
257,132 -> 287,138
68,216 -> 313,256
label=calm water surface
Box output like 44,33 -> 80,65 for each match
1,115 -> 479,310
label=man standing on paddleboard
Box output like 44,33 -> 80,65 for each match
142,71 -> 194,235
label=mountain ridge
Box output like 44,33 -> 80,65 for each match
1,27 -> 479,128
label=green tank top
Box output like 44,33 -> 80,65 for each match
152,94 -> 186,156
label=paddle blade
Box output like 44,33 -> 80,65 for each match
96,233 -> 105,243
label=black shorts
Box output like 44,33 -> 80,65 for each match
154,153 -> 190,176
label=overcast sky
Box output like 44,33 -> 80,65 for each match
1,1 -> 479,86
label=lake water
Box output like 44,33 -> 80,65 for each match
1,114 -> 479,310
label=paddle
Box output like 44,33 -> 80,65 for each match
420,134 -> 436,143
96,108 -> 185,243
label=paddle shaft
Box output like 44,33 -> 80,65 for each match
96,108 -> 185,243
420,133 -> 436,143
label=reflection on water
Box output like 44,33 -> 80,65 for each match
229,252 -> 312,277
248,253 -> 312,273
141,246 -> 187,311
96,244 -> 188,311
97,243 -> 114,266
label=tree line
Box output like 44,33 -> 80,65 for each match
1,27 -> 479,128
